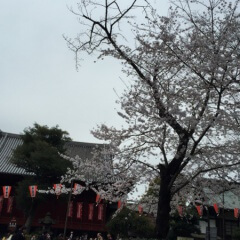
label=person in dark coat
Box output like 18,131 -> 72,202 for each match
11,227 -> 25,240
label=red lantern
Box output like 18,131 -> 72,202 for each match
138,205 -> 143,215
213,203 -> 219,215
73,183 -> 82,194
234,208 -> 239,218
117,200 -> 122,209
196,205 -> 203,217
29,186 -> 37,198
53,184 -> 62,198
3,186 -> 12,198
96,194 -> 101,203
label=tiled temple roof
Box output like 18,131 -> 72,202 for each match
0,131 -> 109,176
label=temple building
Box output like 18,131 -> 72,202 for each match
0,131 -> 118,236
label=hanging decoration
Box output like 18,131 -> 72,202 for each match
73,183 -> 82,195
68,201 -> 73,218
53,184 -> 62,198
138,205 -> 143,215
178,205 -> 183,217
98,203 -> 104,221
7,196 -> 14,213
118,200 -> 122,209
234,208 -> 239,218
196,205 -> 203,217
0,196 -> 4,214
88,203 -> 94,220
96,194 -> 101,204
77,202 -> 83,219
29,185 -> 38,198
213,203 -> 219,215
3,186 -> 12,198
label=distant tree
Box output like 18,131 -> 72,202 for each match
65,0 -> 240,238
107,207 -> 155,238
11,123 -> 72,232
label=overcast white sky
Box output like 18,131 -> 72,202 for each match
0,0 -> 169,143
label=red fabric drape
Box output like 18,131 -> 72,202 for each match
98,204 -> 104,220
77,202 -> 83,219
88,203 -> 94,220
7,196 -> 14,213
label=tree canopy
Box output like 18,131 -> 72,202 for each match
66,0 -> 240,238
11,123 -> 72,183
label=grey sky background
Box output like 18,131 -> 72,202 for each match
0,0 -> 169,144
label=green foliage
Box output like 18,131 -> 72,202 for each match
11,123 -> 72,230
11,123 -> 72,183
107,207 -> 155,238
232,228 -> 240,240
168,206 -> 200,240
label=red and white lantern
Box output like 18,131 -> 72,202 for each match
96,194 -> 101,204
3,186 -> 12,198
196,205 -> 203,217
29,185 -> 38,198
73,183 -> 82,194
234,208 -> 239,218
117,200 -> 122,209
53,184 -> 62,198
77,202 -> 83,219
213,203 -> 219,215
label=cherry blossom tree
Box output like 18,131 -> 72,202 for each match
65,0 -> 240,238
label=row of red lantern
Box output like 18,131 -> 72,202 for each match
2,186 -> 144,215
178,203 -> 240,218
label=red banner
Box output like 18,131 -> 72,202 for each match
138,205 -> 143,215
213,203 -> 219,215
234,208 -> 239,218
178,205 -> 183,217
3,186 -> 12,198
88,203 -> 94,220
68,201 -> 73,218
7,196 -> 14,213
98,204 -> 104,220
0,196 -> 3,214
196,205 -> 203,217
77,202 -> 83,219
29,186 -> 37,198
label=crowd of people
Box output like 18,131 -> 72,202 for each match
1,229 -> 114,240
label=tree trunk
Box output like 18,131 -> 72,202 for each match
155,168 -> 172,239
